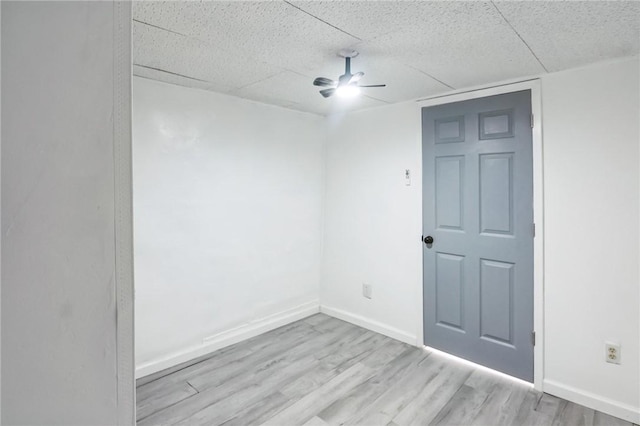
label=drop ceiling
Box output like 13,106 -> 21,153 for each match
133,1 -> 640,116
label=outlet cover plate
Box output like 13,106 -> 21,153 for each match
605,342 -> 621,365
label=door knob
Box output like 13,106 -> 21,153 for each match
424,235 -> 434,245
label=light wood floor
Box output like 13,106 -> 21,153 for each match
136,314 -> 635,426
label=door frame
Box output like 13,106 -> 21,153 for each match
415,79 -> 544,391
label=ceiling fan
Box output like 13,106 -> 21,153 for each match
313,50 -> 386,98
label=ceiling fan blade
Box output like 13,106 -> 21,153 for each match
359,84 -> 386,88
313,77 -> 337,87
319,88 -> 336,98
348,72 -> 364,84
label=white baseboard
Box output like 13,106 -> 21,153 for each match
320,305 -> 416,345
543,379 -> 640,424
135,300 -> 320,379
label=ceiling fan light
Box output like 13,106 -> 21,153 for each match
336,84 -> 360,98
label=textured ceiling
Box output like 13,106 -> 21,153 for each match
133,1 -> 640,116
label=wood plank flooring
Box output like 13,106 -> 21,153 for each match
136,314 -> 636,426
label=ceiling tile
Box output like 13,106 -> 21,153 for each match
133,64 -> 218,93
133,1 -> 359,74
288,0 -> 439,41
369,1 -> 546,89
236,71 -> 324,105
133,21 -> 283,90
494,1 -> 640,72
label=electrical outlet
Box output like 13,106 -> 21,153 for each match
605,342 -> 621,364
362,283 -> 372,299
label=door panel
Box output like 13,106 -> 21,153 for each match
422,90 -> 534,381
479,109 -> 514,139
479,153 -> 514,235
435,252 -> 465,331
435,116 -> 465,143
480,259 -> 514,345
435,156 -> 465,230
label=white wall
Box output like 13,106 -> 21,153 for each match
1,2 -> 131,424
321,105 -> 422,344
321,57 -> 639,421
541,57 -> 639,418
133,77 -> 325,375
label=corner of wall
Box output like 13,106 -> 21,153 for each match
136,300 -> 320,379
318,114 -> 332,310
319,305 -> 416,345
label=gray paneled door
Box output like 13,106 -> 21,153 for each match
422,90 -> 534,381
